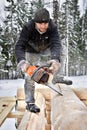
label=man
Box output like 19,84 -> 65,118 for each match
15,8 -> 61,113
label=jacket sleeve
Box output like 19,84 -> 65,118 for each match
15,24 -> 29,63
50,24 -> 61,62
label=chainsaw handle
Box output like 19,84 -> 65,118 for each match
38,63 -> 51,68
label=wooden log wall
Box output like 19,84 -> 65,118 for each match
16,82 -> 87,130
17,86 -> 51,130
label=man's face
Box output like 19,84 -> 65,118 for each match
35,22 -> 49,33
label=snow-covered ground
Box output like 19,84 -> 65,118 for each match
0,75 -> 87,130
68,75 -> 87,88
0,79 -> 25,97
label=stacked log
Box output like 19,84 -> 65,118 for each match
16,82 -> 87,130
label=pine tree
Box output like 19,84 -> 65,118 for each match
0,0 -> 44,79
59,0 -> 87,76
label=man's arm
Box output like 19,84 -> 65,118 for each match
48,23 -> 61,74
50,24 -> 61,62
15,24 -> 29,63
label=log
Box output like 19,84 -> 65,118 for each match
35,84 -> 51,100
45,110 -> 51,124
45,100 -> 51,111
71,87 -> 87,106
17,87 -> 25,100
36,85 -> 51,130
18,92 -> 46,130
72,87 -> 87,100
16,85 -> 51,128
51,84 -> 87,130
7,111 -> 24,118
45,123 -> 51,130
82,100 -> 87,106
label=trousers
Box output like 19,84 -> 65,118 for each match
24,49 -> 51,103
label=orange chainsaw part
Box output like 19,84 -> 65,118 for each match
26,66 -> 37,76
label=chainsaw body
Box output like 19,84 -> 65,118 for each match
26,65 -> 50,84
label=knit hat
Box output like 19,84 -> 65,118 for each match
34,8 -> 50,23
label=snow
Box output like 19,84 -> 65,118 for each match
68,75 -> 87,88
0,76 -> 87,129
0,79 -> 25,96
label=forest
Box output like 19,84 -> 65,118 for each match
0,0 -> 87,79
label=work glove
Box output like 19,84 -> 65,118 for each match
17,60 -> 29,72
47,59 -> 61,74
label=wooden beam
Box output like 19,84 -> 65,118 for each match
0,96 -> 16,101
0,97 -> 16,126
7,111 -> 24,118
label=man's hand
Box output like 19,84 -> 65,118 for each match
17,60 -> 29,72
47,59 -> 61,74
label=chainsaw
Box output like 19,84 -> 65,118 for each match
25,64 -> 72,96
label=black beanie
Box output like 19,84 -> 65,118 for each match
34,8 -> 50,23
